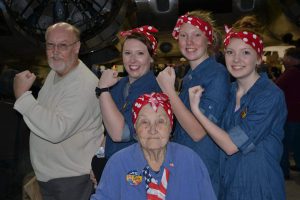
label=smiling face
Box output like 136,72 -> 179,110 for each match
135,104 -> 171,152
224,38 -> 261,81
122,38 -> 153,83
46,25 -> 80,76
178,23 -> 210,69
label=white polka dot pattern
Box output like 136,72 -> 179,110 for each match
224,30 -> 264,56
120,26 -> 158,54
172,13 -> 213,43
132,92 -> 174,128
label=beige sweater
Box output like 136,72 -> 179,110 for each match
14,60 -> 104,181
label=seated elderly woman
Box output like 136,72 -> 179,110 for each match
90,92 -> 216,200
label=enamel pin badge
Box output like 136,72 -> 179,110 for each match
240,107 -> 247,119
126,170 -> 142,186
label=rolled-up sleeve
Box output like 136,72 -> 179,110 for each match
121,123 -> 131,142
200,70 -> 230,124
227,91 -> 286,154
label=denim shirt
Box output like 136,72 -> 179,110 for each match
219,73 -> 287,200
91,142 -> 217,200
105,71 -> 161,158
173,57 -> 230,194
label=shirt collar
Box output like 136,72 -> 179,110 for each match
132,143 -> 175,172
190,57 -> 212,74
129,71 -> 156,88
232,73 -> 269,103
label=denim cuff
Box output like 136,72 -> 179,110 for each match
228,126 -> 255,154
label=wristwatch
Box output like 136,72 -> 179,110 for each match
95,87 -> 109,98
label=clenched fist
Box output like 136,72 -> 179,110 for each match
98,69 -> 119,88
156,66 -> 176,94
13,70 -> 36,99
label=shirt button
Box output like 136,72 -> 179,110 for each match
209,105 -> 212,109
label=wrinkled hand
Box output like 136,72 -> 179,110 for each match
98,69 -> 119,88
13,70 -> 36,99
189,85 -> 205,112
90,169 -> 98,189
156,66 -> 176,94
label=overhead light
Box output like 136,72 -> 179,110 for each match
179,57 -> 186,62
235,0 -> 255,12
53,0 -> 66,22
159,42 -> 173,53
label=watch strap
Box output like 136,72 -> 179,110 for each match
95,87 -> 109,98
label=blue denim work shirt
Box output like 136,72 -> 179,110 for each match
91,142 -> 217,200
173,57 -> 230,194
219,73 -> 287,200
104,71 -> 161,158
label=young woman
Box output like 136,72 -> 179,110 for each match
156,10 -> 230,194
92,26 -> 161,183
189,18 -> 287,199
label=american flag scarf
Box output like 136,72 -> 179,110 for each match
142,166 -> 170,200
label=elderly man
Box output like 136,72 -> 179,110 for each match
13,22 -> 104,200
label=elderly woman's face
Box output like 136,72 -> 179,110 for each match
135,104 -> 171,151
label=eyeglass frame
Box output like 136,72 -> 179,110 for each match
45,40 -> 79,51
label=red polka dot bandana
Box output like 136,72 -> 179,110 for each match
172,13 -> 213,43
132,92 -> 173,129
120,26 -> 158,54
224,29 -> 264,56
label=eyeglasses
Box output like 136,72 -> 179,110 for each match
46,40 -> 79,51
